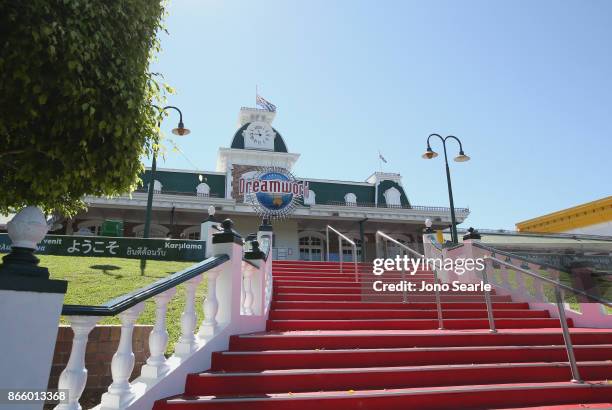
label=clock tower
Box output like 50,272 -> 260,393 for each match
216,106 -> 300,199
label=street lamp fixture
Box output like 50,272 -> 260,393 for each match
172,121 -> 190,136
143,105 -> 190,240
422,133 -> 470,244
421,146 -> 439,159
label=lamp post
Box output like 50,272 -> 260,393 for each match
143,105 -> 190,239
422,134 -> 470,245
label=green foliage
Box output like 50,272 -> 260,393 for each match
0,1 -> 168,216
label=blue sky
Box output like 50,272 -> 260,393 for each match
149,0 -> 611,230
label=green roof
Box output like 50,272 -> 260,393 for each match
141,170 -> 225,197
305,179 -> 410,206
139,169 -> 410,207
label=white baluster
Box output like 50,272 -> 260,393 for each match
240,272 -> 246,315
99,303 -> 144,410
54,316 -> 99,410
243,269 -> 254,315
174,275 -> 203,357
198,271 -> 219,338
140,289 -> 176,379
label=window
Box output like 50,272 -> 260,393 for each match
304,190 -> 316,205
342,238 -> 362,261
132,223 -> 169,238
298,234 -> 324,261
383,187 -> 401,207
196,182 -> 210,197
182,226 -> 201,240
150,180 -> 163,194
76,220 -> 103,236
344,192 -> 357,206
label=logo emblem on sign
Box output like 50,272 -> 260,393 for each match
239,167 -> 309,219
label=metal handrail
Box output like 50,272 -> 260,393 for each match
473,243 -> 612,384
484,256 -> 611,307
62,255 -> 229,316
326,225 -> 358,281
375,231 -> 424,258
322,201 -> 470,213
456,227 -> 612,241
376,231 -> 444,330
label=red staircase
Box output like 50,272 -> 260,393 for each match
154,260 -> 612,409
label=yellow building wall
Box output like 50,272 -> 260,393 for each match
516,196 -> 612,233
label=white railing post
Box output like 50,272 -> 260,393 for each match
0,206 -> 69,405
201,205 -> 218,258
54,316 -> 99,410
174,276 -> 203,357
140,288 -> 176,379
210,219 -> 244,327
244,239 -> 267,316
99,303 -> 145,410
258,221 -> 274,314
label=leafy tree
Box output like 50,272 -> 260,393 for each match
0,0 -> 168,216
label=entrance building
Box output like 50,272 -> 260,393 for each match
66,105 -> 470,261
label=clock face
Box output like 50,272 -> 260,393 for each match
243,122 -> 275,148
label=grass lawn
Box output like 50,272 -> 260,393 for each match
41,255 -> 203,354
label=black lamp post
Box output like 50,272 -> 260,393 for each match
422,134 -> 470,245
143,105 -> 190,239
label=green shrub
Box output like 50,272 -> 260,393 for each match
0,0 -> 167,216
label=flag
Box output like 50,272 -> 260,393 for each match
256,94 -> 277,112
379,152 -> 388,163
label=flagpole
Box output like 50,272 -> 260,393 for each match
255,84 -> 258,106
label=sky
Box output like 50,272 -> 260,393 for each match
149,0 -> 611,230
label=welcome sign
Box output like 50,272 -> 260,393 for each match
0,233 -> 206,261
239,167 -> 309,219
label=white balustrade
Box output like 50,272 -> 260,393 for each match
47,219 -> 277,410
54,316 -> 99,410
140,289 -> 176,379
100,303 -> 145,410
198,270 -> 220,338
174,276 -> 203,357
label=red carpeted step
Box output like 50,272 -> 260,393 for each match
185,362 -> 612,396
154,261 -> 612,410
229,329 -> 612,351
270,300 -> 531,310
269,308 -> 550,320
274,293 -> 513,302
153,382 -> 612,410
267,318 -> 572,331
210,344 -> 609,372
493,402 -> 612,409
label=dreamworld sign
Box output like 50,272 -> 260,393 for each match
239,167 -> 309,219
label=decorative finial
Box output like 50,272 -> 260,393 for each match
462,227 -> 481,240
1,206 -> 50,278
